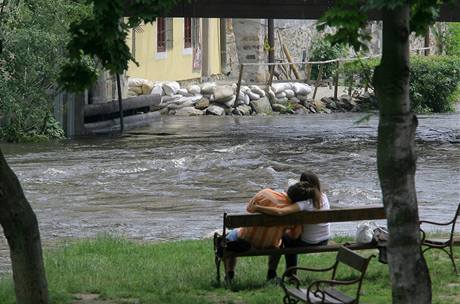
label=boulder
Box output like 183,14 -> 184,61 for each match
194,97 -> 210,110
128,77 -> 148,87
294,104 -> 309,115
297,94 -> 309,102
236,105 -> 252,116
266,88 -> 276,103
250,96 -> 273,115
273,97 -> 289,105
288,97 -> 301,104
272,103 -> 294,114
175,107 -> 204,116
128,87 -> 143,95
168,100 -> 195,110
161,95 -> 182,103
163,81 -> 181,96
206,104 -> 225,116
313,99 -> 326,111
214,85 -> 235,102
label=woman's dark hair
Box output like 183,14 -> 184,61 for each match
300,171 -> 322,209
286,182 -> 315,203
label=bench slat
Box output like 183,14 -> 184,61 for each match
222,242 -> 379,258
225,207 -> 385,228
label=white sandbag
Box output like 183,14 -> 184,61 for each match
243,94 -> 250,105
150,85 -> 164,96
163,81 -> 181,96
128,77 -> 148,88
250,85 -> 266,97
240,86 -> 251,94
248,91 -> 260,100
188,85 -> 201,95
177,88 -> 189,96
271,82 -> 292,94
292,83 -> 312,95
285,89 -> 295,98
214,85 -> 235,102
276,92 -> 287,98
297,94 -> 309,102
128,87 -> 143,95
161,95 -> 182,103
141,80 -> 155,95
201,82 -> 216,94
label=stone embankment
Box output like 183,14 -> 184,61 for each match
127,78 -> 377,117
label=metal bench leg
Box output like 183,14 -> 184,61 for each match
449,244 -> 458,275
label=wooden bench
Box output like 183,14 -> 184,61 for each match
213,206 -> 387,283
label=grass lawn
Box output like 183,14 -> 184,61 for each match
0,236 -> 458,303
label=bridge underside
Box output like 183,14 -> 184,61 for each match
123,0 -> 460,22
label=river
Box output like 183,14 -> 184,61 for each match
0,112 -> 459,273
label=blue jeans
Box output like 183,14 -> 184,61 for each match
283,235 -> 328,272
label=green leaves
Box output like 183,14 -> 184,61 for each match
317,0 -> 370,52
410,0 -> 443,35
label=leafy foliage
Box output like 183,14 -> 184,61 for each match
308,39 -> 347,80
318,0 -> 446,52
446,23 -> 460,56
342,56 -> 460,113
0,0 -> 90,142
410,55 -> 460,112
60,0 -> 178,91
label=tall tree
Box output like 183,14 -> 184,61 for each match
0,148 -> 49,304
319,1 -> 449,302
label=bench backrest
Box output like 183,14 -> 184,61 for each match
224,206 -> 386,229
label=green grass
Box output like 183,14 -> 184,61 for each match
0,236 -> 459,303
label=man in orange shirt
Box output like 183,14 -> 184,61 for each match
224,182 -> 312,282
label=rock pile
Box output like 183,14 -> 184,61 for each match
127,77 -> 376,116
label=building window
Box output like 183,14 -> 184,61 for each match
184,18 -> 192,48
157,17 -> 166,53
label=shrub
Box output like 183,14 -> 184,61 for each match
340,55 -> 460,113
446,23 -> 460,57
0,0 -> 90,142
308,39 -> 348,80
410,55 -> 460,113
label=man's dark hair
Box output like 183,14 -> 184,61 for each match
286,182 -> 314,203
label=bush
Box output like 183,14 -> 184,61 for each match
410,56 -> 460,113
0,0 -> 90,142
446,23 -> 460,57
308,39 -> 348,80
341,55 -> 460,113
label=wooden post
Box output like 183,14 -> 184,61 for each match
305,63 -> 312,83
116,73 -> 124,134
235,64 -> 244,103
334,61 -> 340,99
277,30 -> 301,79
312,64 -> 324,100
267,65 -> 275,86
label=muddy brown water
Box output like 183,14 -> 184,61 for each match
0,112 -> 459,275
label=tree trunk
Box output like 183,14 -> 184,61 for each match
0,148 -> 49,304
373,6 -> 431,304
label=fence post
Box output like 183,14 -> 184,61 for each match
334,61 -> 340,99
235,64 -> 244,103
312,64 -> 324,100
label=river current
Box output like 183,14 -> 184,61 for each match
0,112 -> 459,273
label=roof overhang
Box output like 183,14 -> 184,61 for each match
123,0 -> 460,22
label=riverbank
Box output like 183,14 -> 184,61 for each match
0,236 -> 458,303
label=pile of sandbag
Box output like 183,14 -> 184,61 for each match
126,77 -> 318,116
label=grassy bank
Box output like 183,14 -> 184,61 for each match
0,236 -> 458,303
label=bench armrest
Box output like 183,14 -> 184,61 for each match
420,219 -> 455,226
306,278 -> 361,303
281,264 -> 336,289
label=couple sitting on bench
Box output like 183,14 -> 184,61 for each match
224,171 -> 330,282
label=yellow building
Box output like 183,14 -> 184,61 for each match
127,18 -> 222,81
